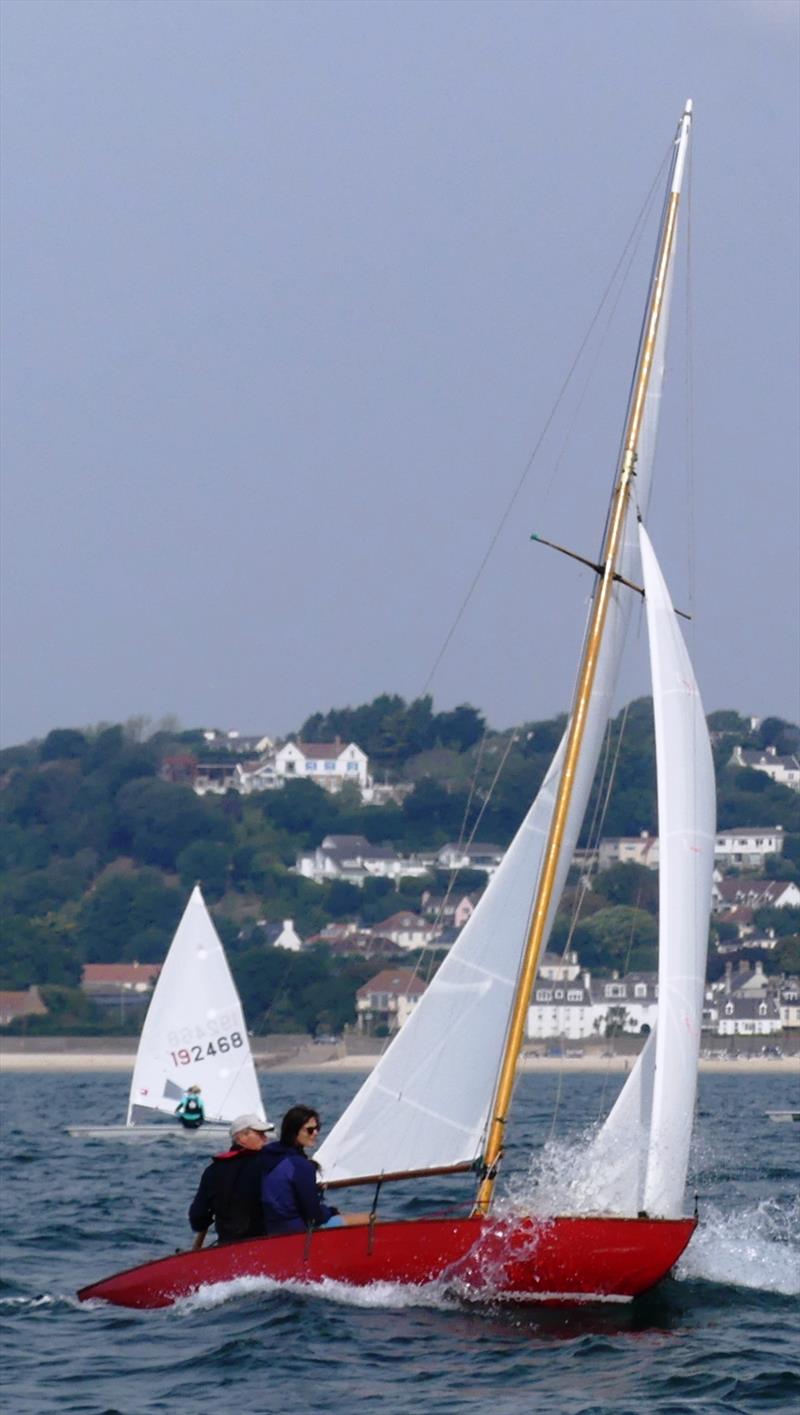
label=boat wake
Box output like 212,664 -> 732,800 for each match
0,1293 -> 84,1311
674,1198 -> 800,1296
175,1273 -> 457,1314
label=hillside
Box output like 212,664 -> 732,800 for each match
1,700 -> 798,1034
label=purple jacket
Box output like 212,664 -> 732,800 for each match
260,1142 -> 338,1236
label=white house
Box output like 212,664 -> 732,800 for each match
591,973 -> 659,1034
538,950 -> 583,982
295,835 -> 433,887
716,994 -> 782,1037
275,739 -> 370,792
295,835 -> 401,885
526,977 -> 595,1041
235,758 -> 280,793
356,969 -> 426,1034
597,832 -> 660,871
437,842 -> 504,875
730,745 -> 800,792
714,827 -> 785,870
526,964 -> 659,1040
368,912 -> 437,951
778,978 -> 800,1030
712,878 -> 800,914
267,919 -> 304,953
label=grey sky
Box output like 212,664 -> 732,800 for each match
1,0 -> 798,747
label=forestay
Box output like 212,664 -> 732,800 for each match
127,886 -> 265,1127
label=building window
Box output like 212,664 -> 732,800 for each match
306,761 -> 316,771
325,761 -> 335,772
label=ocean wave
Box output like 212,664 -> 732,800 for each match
675,1198 -> 800,1296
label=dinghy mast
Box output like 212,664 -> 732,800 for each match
475,101 -> 693,1213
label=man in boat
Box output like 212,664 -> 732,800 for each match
189,1113 -> 274,1247
175,1084 -> 205,1129
261,1105 -> 367,1236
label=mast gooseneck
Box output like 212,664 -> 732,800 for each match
475,102 -> 693,1215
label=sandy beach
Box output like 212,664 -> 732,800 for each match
1,1048 -> 797,1076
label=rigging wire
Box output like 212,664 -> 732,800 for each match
413,725 -> 520,989
419,146 -> 672,700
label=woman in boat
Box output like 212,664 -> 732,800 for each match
261,1105 -> 364,1237
175,1084 -> 205,1129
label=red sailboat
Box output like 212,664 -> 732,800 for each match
80,101 -> 713,1312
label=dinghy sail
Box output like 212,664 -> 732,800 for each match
79,101 -> 713,1308
68,886 -> 267,1139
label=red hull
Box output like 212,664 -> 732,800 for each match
77,1213 -> 696,1310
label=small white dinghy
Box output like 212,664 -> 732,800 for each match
67,886 -> 270,1140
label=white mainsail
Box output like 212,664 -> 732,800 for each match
318,110 -> 692,1188
126,885 -> 265,1127
590,526 -> 714,1216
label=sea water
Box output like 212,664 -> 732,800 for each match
1,1069 -> 798,1414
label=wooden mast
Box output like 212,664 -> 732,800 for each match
475,102 -> 693,1214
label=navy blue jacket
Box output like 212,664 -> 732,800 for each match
260,1142 -> 339,1237
189,1147 -> 266,1244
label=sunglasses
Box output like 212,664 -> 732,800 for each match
302,1123 -> 320,1135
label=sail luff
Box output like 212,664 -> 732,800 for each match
475,102 -> 693,1213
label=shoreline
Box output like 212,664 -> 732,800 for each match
1,1051 -> 797,1076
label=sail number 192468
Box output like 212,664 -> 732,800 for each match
170,1033 -> 244,1066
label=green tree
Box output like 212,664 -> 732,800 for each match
176,840 -> 232,901
0,917 -> 82,988
775,934 -> 800,972
40,728 -> 88,762
261,779 -> 341,843
757,718 -> 800,755
753,905 -> 800,939
595,862 -> 659,914
75,871 -> 184,962
573,905 -> 658,973
114,778 -> 229,869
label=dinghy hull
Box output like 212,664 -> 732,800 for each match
78,1213 -> 696,1309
